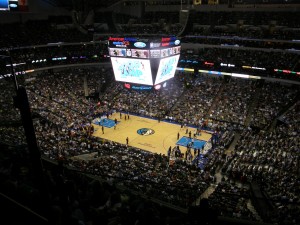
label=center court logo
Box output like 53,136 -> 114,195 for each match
137,128 -> 155,136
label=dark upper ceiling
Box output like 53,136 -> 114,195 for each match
42,0 -> 300,11
43,0 -> 122,10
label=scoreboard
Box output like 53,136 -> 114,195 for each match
108,36 -> 181,87
0,0 -> 28,11
0,0 -> 9,10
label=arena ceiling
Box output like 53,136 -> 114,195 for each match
45,0 -> 300,10
44,0 -> 121,10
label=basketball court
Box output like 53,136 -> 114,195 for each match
92,112 -> 212,156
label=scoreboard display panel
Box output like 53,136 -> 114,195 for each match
154,55 -> 180,85
108,36 -> 181,87
109,48 -> 126,57
0,0 -> 9,10
111,57 -> 153,86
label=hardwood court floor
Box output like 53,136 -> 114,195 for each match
92,113 -> 212,155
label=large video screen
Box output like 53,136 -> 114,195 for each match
111,57 -> 153,85
0,0 -> 9,10
154,55 -> 180,85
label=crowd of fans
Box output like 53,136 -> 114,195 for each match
0,147 -> 189,225
208,180 -> 257,221
249,82 -> 298,128
0,65 -> 298,224
188,11 -> 300,40
0,20 -> 93,49
279,101 -> 300,124
115,11 -> 182,36
208,78 -> 256,125
0,79 -> 20,122
182,35 -> 300,50
112,10 -> 300,40
168,73 -> 222,125
4,43 -> 110,72
225,121 -> 299,224
179,48 -> 300,81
